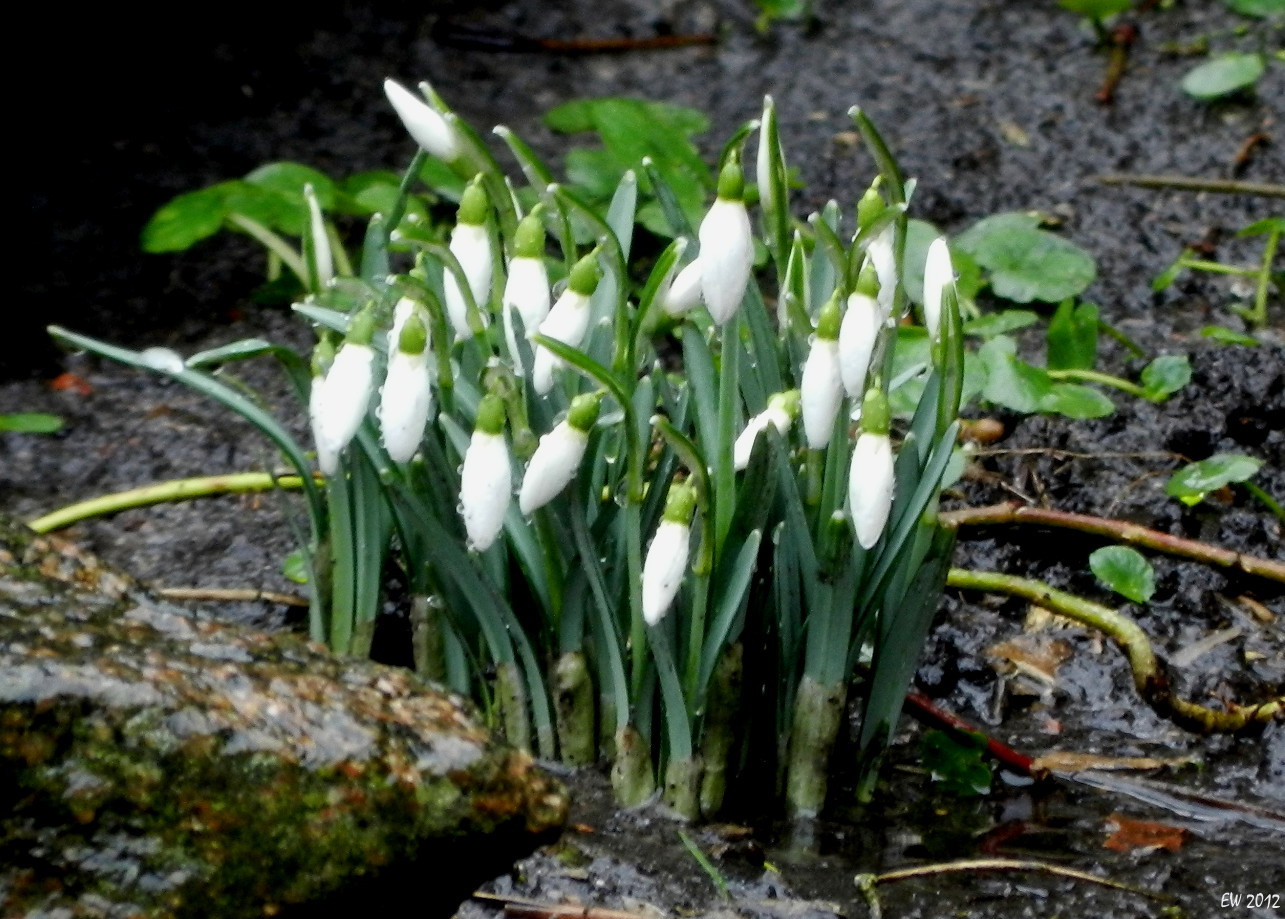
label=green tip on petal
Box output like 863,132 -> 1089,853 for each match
513,209 -> 546,259
568,250 -> 602,296
816,293 -> 842,340
347,309 -> 378,346
717,155 -> 745,202
770,388 -> 802,417
567,392 -> 603,432
475,392 -> 506,436
311,336 -> 336,376
457,177 -> 490,226
398,313 -> 429,355
855,259 -> 880,298
662,481 -> 697,524
860,388 -> 891,436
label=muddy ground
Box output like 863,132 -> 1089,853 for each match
5,0 -> 1284,916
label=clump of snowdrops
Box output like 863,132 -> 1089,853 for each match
53,80 -> 964,818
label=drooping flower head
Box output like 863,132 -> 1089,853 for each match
460,393 -> 512,552
866,224 -> 898,322
698,154 -> 754,325
383,78 -> 460,162
642,480 -> 697,626
444,177 -> 494,341
379,298 -> 434,464
838,261 -> 882,399
800,293 -> 845,450
502,207 -> 552,375
310,311 -> 377,476
518,391 -> 601,515
532,249 -> 601,395
848,387 -> 895,550
734,389 -> 800,471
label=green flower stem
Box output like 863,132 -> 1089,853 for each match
27,472 -> 315,534
940,501 -> 1285,584
226,214 -> 308,284
1247,225 -> 1280,327
1045,367 -> 1147,400
410,594 -> 448,682
784,675 -> 847,818
698,643 -> 742,816
553,651 -> 596,766
610,723 -> 656,807
496,659 -> 533,751
947,568 -> 1283,733
1241,481 -> 1285,523
1178,258 -> 1258,277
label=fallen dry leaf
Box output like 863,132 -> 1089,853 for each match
50,372 -> 93,396
1032,751 -> 1196,774
1103,812 -> 1188,852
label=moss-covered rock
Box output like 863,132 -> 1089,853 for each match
0,516 -> 566,918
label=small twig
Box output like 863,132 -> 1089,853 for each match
856,858 -> 1172,912
27,472 -> 318,534
469,891 -> 648,919
947,568 -> 1284,734
157,586 -> 309,607
1095,23 -> 1138,105
940,501 -> 1285,584
903,690 -> 1039,778
1095,173 -> 1285,198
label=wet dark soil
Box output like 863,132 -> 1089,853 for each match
6,1 -> 1283,916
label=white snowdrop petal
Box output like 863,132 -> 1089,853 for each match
733,405 -> 792,471
502,256 -> 552,375
801,339 -> 844,449
848,432 -> 895,549
444,222 -> 492,340
379,351 -> 433,464
661,259 -> 704,317
922,237 -> 954,341
383,78 -> 459,161
518,423 -> 588,515
642,519 -> 691,626
460,431 -> 512,551
839,292 -> 880,398
698,198 -> 754,324
532,289 -> 592,395
867,226 -> 898,320
310,343 -> 375,475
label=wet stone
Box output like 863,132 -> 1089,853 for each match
0,515 -> 567,918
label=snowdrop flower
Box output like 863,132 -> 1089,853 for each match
379,298 -> 434,464
800,295 -> 844,450
444,179 -> 493,341
922,236 -> 955,341
383,78 -> 459,162
532,250 -> 601,395
660,256 -> 703,317
303,184 -> 333,289
848,388 -> 895,550
698,155 -> 754,324
310,313 -> 377,476
734,389 -> 800,471
756,97 -> 782,237
866,225 -> 898,321
642,481 -> 697,626
518,392 -> 601,515
839,263 -> 882,398
502,209 -> 552,375
460,394 -> 512,552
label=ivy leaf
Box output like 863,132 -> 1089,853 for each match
1047,300 -> 1099,370
978,335 -> 1052,413
1166,453 -> 1263,505
962,309 -> 1040,338
0,412 -> 64,434
1182,53 -> 1266,100
921,730 -> 992,797
1201,325 -> 1260,347
281,550 -> 311,585
1090,546 -> 1155,603
954,213 -> 1097,303
1140,355 -> 1191,401
140,182 -> 241,253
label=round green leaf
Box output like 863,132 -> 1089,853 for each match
1182,53 -> 1266,100
1090,546 -> 1155,603
1166,453 -> 1263,504
1140,355 -> 1191,401
961,309 -> 1040,338
954,213 -> 1096,303
978,335 -> 1052,413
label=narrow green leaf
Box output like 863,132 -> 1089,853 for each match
0,412 -> 63,434
1047,300 -> 1099,370
1089,546 -> 1156,603
1201,325 -> 1260,347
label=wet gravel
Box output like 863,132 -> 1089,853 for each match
7,1 -> 1284,916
